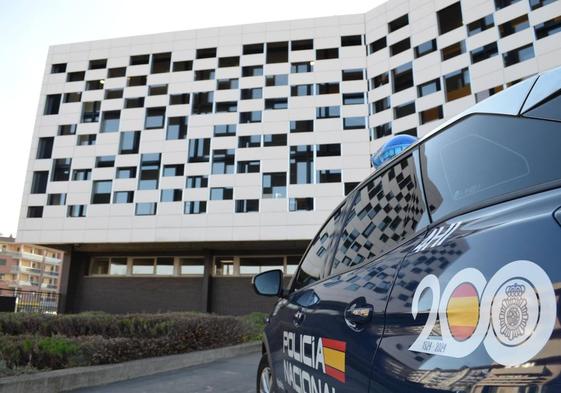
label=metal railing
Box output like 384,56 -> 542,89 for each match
0,288 -> 61,314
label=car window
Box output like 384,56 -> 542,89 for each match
421,114 -> 561,221
292,206 -> 345,291
330,154 -> 428,276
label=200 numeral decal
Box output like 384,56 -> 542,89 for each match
409,260 -> 556,366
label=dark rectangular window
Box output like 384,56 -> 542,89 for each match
239,111 -> 262,123
371,122 -> 392,140
113,191 -> 134,204
267,41 -> 289,63
494,0 -> 521,10
130,54 -> 149,65
265,74 -> 288,86
135,203 -> 157,216
58,124 -> 76,135
238,135 -> 261,148
237,160 -> 260,174
127,75 -> 147,87
371,72 -> 389,88
290,120 -> 314,133
47,193 -> 66,205
342,69 -> 363,81
67,205 -> 87,217
101,110 -> 120,133
161,189 -> 182,202
210,187 -> 233,200
471,42 -> 498,64
67,71 -> 85,82
341,35 -> 362,46
291,84 -> 313,96
125,97 -> 144,108
211,149 -> 235,174
150,85 -> 168,97
392,62 -> 413,93
116,167 -> 136,179
81,101 -> 101,123
535,16 -> 561,40
196,48 -> 216,59
215,101 -> 237,113
467,14 -> 494,36
290,145 -> 314,184
194,69 -> 215,81
37,137 -> 54,159
437,2 -> 463,35
263,134 -> 287,147
368,37 -> 387,54
185,201 -> 206,214
91,180 -> 112,204
343,93 -> 365,105
343,117 -> 366,130
316,106 -> 340,119
85,80 -> 103,90
63,92 -> 81,103
214,124 -> 236,137
31,171 -> 48,194
417,78 -> 441,97
105,89 -> 123,99
444,68 -> 471,101
242,65 -> 263,77
262,172 -> 286,198
291,39 -> 313,51
390,38 -> 411,56
192,92 -> 214,114
316,83 -> 339,95
243,43 -> 264,55
530,0 -> 557,10
27,206 -> 43,218
173,60 -> 193,72
44,94 -> 61,115
52,158 -> 72,181
389,14 -> 409,32
316,48 -> 338,60
119,131 -> 140,154
475,85 -> 504,103
289,197 -> 313,212
51,63 -> 66,73
499,15 -> 529,38
218,56 -> 240,68
241,87 -> 262,100
96,155 -> 115,168
162,164 -> 184,177
373,97 -> 391,114
394,101 -> 416,119
317,169 -> 341,183
441,40 -> 466,61
72,169 -> 91,181
108,67 -> 126,78
186,175 -> 208,188
188,138 -> 210,162
144,107 -> 166,129
265,98 -> 287,110
503,44 -> 535,66
316,143 -> 341,157
138,153 -> 161,190
291,62 -> 313,73
236,199 -> 259,213
217,78 -> 239,90
414,39 -> 437,58
419,105 -> 444,124
77,134 -> 96,146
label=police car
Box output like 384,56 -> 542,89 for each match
252,65 -> 561,393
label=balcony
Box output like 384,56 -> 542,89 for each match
43,270 -> 59,277
44,256 -> 62,265
40,283 -> 58,291
21,252 -> 44,263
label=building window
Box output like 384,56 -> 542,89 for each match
192,92 -> 214,114
188,138 -> 210,162
161,189 -> 182,202
371,123 -> 392,140
499,15 -> 529,38
37,137 -> 54,159
238,135 -> 261,148
148,84 -> 168,96
444,68 -> 472,101
394,101 -> 416,119
240,111 -> 262,123
267,41 -> 289,63
343,93 -> 365,105
441,40 -> 466,61
217,78 -> 239,90
471,42 -> 498,64
186,176 -> 208,188
503,43 -> 535,67
316,144 -> 341,157
390,38 -> 411,56
214,124 -> 236,137
96,155 -> 115,168
371,72 -> 389,88
342,69 -> 364,81
44,94 -> 61,115
163,164 -> 184,177
91,180 -> 112,204
218,56 -> 240,68
290,120 -> 314,133
138,153 -> 161,190
417,78 -> 441,98
210,187 -> 233,200
31,171 -> 48,194
419,106 -> 444,125
263,134 -> 287,147
125,97 -> 144,108
343,117 -> 366,130
495,0 -> 521,10
475,85 -> 504,102
262,172 -> 286,198
51,63 -> 66,73
194,69 -> 215,81
113,191 -> 134,204
414,39 -> 437,58
127,75 -> 147,87
116,167 -> 136,179
196,47 -> 216,59
67,71 -> 85,82
368,37 -> 387,54
213,102 -> 239,114
392,62 -> 413,93
341,35 -> 361,46
135,202 -> 157,216
185,201 -> 207,214
241,88 -> 262,100
169,93 -> 190,105
291,39 -> 313,50
266,74 -> 288,86
77,134 -> 96,146
265,98 -> 288,110
58,124 -> 77,135
316,106 -> 340,119
85,80 -> 104,90
130,54 -> 149,65
291,61 -> 313,73
81,101 -> 101,123
291,84 -> 313,96
242,65 -> 263,77
67,205 -> 87,218
64,92 -> 81,103
173,60 -> 193,72
108,67 -> 126,78
105,89 -> 123,99
467,14 -> 494,36
47,193 -> 66,206
100,110 -> 120,133
530,0 -> 556,10
166,116 -> 188,140
211,149 -> 235,174
235,200 -> 259,213
237,160 -> 260,174
373,97 -> 391,114
316,82 -> 340,95
289,198 -> 314,212
535,16 -> 561,40
119,131 -> 140,154
144,107 -> 166,129
27,206 -> 43,218
317,170 -> 341,183
437,2 -> 463,35
290,145 -> 314,184
72,169 -> 91,181
389,14 -> 409,32
316,48 -> 338,60
52,158 -> 71,181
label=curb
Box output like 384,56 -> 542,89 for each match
0,341 -> 261,393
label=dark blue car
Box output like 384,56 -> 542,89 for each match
252,65 -> 561,393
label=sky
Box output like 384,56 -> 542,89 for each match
0,0 -> 384,237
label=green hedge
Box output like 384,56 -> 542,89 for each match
0,312 -> 265,375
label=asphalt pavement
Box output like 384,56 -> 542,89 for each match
70,352 -> 260,393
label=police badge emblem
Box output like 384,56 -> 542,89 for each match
498,283 -> 529,341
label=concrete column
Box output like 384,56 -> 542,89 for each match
57,246 -> 73,313
201,250 -> 213,313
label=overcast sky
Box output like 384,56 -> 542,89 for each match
0,0 -> 384,237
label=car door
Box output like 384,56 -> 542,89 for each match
276,152 -> 430,393
371,113 -> 561,392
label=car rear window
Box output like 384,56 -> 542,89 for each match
421,114 -> 561,221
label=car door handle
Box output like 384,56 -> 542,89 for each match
345,305 -> 373,325
293,309 -> 305,327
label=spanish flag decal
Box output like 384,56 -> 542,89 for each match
446,282 -> 480,341
322,338 -> 346,383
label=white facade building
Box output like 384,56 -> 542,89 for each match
16,0 -> 561,314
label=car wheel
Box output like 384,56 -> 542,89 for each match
257,353 -> 274,393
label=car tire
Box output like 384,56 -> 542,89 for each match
257,353 -> 274,393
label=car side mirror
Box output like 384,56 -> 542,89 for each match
252,269 -> 284,297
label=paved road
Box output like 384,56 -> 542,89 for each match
71,352 -> 261,393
